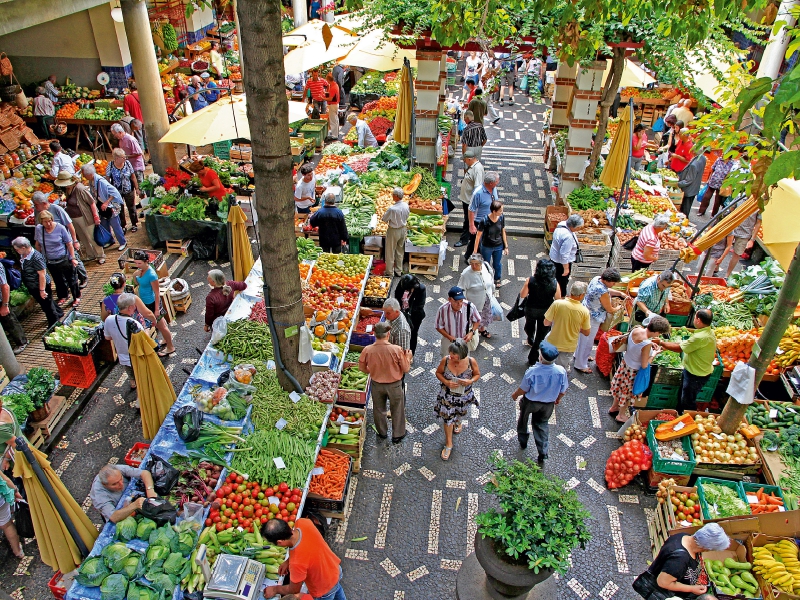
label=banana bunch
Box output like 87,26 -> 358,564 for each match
753,539 -> 800,595
772,324 -> 800,368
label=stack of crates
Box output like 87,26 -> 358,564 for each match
644,351 -> 723,409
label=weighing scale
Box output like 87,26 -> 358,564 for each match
201,549 -> 266,600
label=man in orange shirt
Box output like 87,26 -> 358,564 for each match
262,518 -> 346,600
669,128 -> 694,173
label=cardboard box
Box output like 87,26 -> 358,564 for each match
646,467 -> 690,488
703,540 -> 762,600
746,534 -> 800,600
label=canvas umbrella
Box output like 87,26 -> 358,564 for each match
600,103 -> 632,189
393,62 -> 412,144
283,20 -> 356,74
337,29 -> 417,71
603,59 -> 656,89
129,331 -> 177,440
228,203 -> 254,282
761,178 -> 800,270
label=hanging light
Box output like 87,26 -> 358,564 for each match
111,2 -> 124,22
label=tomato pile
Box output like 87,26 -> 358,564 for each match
605,440 -> 652,489
206,472 -> 303,533
367,116 -> 393,137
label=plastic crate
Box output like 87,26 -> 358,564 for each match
52,352 -> 97,388
446,76 -> 456,86
665,313 -> 689,327
212,140 -> 232,159
337,362 -> 370,407
125,442 -> 150,467
644,384 -> 679,409
652,362 -> 682,386
305,451 -> 353,517
48,571 -> 67,600
646,420 -> 697,476
696,477 -> 751,520
740,481 -> 786,509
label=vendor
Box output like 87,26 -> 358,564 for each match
294,165 -> 317,214
653,308 -> 717,413
636,522 -> 729,599
90,463 -> 158,523
631,214 -> 670,271
670,128 -> 695,173
204,269 -> 247,332
187,160 -> 231,201
346,113 -> 378,148
49,141 -> 75,179
634,270 -> 674,323
309,192 -> 348,253
43,74 -> 59,103
32,87 -> 55,140
209,41 -> 225,78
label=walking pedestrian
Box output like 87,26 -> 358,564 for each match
394,274 -> 426,354
110,123 -> 145,183
723,210 -> 761,278
466,172 -> 500,261
467,88 -> 487,125
83,164 -> 127,251
631,214 -> 670,271
11,237 -> 62,326
32,190 -> 89,285
106,148 -> 141,233
382,298 -> 411,351
609,316 -> 671,422
474,199 -> 508,285
573,268 -> 626,374
458,254 -> 496,339
54,171 -> 105,264
435,286 -> 481,356
358,322 -> 411,443
103,293 -> 145,392
34,211 -> 81,307
435,339 -> 480,461
132,250 -> 176,357
454,149 -> 484,248
461,111 -> 487,160
496,53 -> 516,105
309,192 -> 348,253
0,261 -> 28,354
511,341 -> 568,464
543,280 -> 591,373
461,51 -> 483,101
677,151 -> 707,216
382,188 -> 410,278
697,156 -> 737,217
549,214 -> 583,296
520,259 -> 560,365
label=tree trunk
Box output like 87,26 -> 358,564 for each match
236,0 -> 312,391
582,47 -> 625,186
718,241 -> 800,433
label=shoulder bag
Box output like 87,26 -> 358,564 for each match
464,302 -> 480,352
631,571 -> 670,600
41,226 -> 71,270
570,229 -> 584,263
506,294 -> 526,321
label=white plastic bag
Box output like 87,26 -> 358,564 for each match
298,325 -> 313,364
210,316 -> 228,345
726,361 -> 755,405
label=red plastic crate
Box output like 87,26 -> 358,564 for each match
52,352 -> 97,388
48,571 -> 67,600
125,442 -> 150,467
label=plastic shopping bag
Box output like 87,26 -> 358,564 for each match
210,316 -> 228,345
490,295 -> 503,322
632,366 -> 651,395
726,361 -> 755,405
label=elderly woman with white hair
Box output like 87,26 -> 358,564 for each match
632,213 -> 671,271
106,147 -> 141,232
103,292 -> 144,388
83,164 -> 127,251
549,213 -> 584,296
110,122 -> 145,181
205,269 -> 247,332
634,522 -> 729,599
458,253 -> 496,338
309,192 -> 348,253
11,236 -> 63,325
34,209 -> 81,306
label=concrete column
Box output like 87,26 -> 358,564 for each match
757,0 -> 799,80
120,0 -> 177,175
0,326 -> 21,379
292,0 -> 307,27
560,61 -> 604,199
549,62 -> 577,132
414,49 -> 446,167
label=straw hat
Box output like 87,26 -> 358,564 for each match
53,170 -> 78,187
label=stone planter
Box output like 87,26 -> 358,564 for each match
474,531 -> 554,598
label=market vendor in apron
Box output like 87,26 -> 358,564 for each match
633,270 -> 675,324
187,160 -> 231,201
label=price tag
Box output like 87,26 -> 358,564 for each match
673,421 -> 686,431
311,467 -> 325,476
337,296 -> 345,305
268,496 -> 280,506
776,348 -> 785,354
289,391 -> 302,403
366,325 -> 373,333
770,409 -> 779,419
380,281 -> 388,287
669,452 -> 684,461
340,424 -> 350,434
592,218 -> 599,225
680,520 -> 693,526
336,414 -> 346,423
276,418 -> 287,430
35,163 -> 44,171
746,494 -> 759,504
273,457 -> 286,469
337,260 -> 345,267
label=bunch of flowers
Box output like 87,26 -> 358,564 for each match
164,167 -> 191,190
153,186 -> 167,198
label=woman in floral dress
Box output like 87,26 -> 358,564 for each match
434,339 -> 480,461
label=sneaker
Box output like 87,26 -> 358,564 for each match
131,226 -> 138,232
492,117 -> 500,124
499,101 -> 504,106
117,244 -> 127,252
495,279 -> 503,288
509,97 -> 515,105
12,343 -> 28,355
537,454 -> 548,463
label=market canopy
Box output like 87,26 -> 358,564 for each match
683,47 -> 737,103
283,20 -> 357,74
336,29 -> 417,71
603,59 -> 656,89
761,178 -> 800,271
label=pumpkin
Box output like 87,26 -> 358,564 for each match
403,173 -> 422,195
314,325 -> 326,337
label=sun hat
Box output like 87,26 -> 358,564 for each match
539,341 -> 559,362
201,72 -> 210,79
448,286 -> 466,300
53,170 -> 78,187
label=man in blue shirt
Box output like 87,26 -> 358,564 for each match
187,75 -> 209,112
511,341 -> 569,463
465,171 -> 500,260
201,73 -> 219,102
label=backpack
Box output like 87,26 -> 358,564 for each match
0,258 -> 22,291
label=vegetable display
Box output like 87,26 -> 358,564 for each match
690,414 -> 759,465
309,449 -> 351,500
408,166 -> 441,200
700,482 -> 750,518
215,319 -> 275,363
198,521 -> 286,576
305,370 -> 341,403
229,429 -> 317,489
165,456 -> 224,509
745,486 -> 784,513
706,557 -> 757,597
604,439 -> 652,489
340,366 -> 368,391
296,237 -> 322,261
251,369 -> 328,440
566,185 -> 612,210
24,367 -> 55,408
2,392 -> 35,422
44,319 -> 99,352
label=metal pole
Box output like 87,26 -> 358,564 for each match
14,436 -> 90,558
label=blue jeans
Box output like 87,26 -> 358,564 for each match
101,214 -> 127,247
479,243 -> 503,281
316,567 -> 346,600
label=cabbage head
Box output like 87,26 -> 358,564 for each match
100,573 -> 129,600
115,516 -> 138,542
102,542 -> 132,569
144,564 -> 165,583
136,518 -> 157,541
162,552 -> 185,576
75,556 -> 110,587
125,583 -> 154,600
170,530 -> 196,556
149,524 -> 176,547
115,553 -> 144,579
149,573 -> 177,596
145,544 -> 171,567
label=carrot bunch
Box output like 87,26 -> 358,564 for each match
309,449 -> 350,500
747,487 -> 784,513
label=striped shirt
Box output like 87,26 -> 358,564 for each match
631,223 -> 660,263
461,122 -> 487,149
305,78 -> 328,101
636,275 -> 668,313
435,301 -> 481,339
388,313 -> 411,351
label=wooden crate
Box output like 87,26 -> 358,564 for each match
172,294 -> 192,313
28,427 -> 44,449
30,395 -> 68,438
408,252 -> 439,276
363,245 -> 382,258
165,239 -> 192,256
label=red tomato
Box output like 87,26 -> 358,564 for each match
216,522 -> 225,532
227,473 -> 236,483
232,502 -> 239,510
279,502 -> 287,510
224,508 -> 233,517
266,513 -> 275,520
261,516 -> 268,524
242,490 -> 251,498
292,488 -> 302,497
225,499 -> 233,508
280,509 -> 289,517
246,482 -> 254,489
205,518 -> 213,526
265,488 -> 274,496
236,475 -> 244,484
225,523 -> 233,529
255,509 -> 263,518
279,483 -> 289,493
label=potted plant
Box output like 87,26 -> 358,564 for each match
473,453 -> 592,598
26,367 -> 56,422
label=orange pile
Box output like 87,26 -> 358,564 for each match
299,263 -> 310,280
717,330 -> 759,371
310,268 -> 362,289
95,159 -> 109,176
37,182 -> 54,193
376,97 -> 398,110
56,103 -> 80,119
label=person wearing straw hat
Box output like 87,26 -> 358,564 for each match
54,170 -> 106,263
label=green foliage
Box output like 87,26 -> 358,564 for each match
24,367 -> 55,409
475,453 -> 591,574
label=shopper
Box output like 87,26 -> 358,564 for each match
724,211 -> 761,278
201,72 -> 219,103
394,274 -> 426,354
132,250 -> 176,357
549,214 -> 583,296
187,160 -> 231,202
382,298 -> 411,352
609,316 -> 671,422
634,270 -> 675,323
358,322 -> 411,443
32,190 -> 88,287
209,41 -> 225,78
635,523 -> 730,599
55,171 -> 105,263
496,52 -> 516,105
205,270 -> 247,332
12,237 -> 62,326
110,123 -> 145,183
0,261 -> 28,354
100,273 -> 155,336
573,268 -> 626,374
511,341 -> 568,463
382,187 -> 410,278
466,171 -> 500,260
543,280 -> 591,373
48,141 -> 75,178
90,462 -> 157,523
656,116 -> 680,167
32,86 -> 55,140
294,165 -> 317,214
346,113 -> 378,148
43,74 -> 60,103
669,128 -> 694,173
83,164 -> 127,251
458,254 -> 496,339
0,459 -> 24,558
520,259 -> 561,365
467,88 -> 488,125
461,110 -> 487,159
697,156 -> 737,217
462,51 -> 483,101
435,339 -> 480,460
435,286 -> 481,357
174,89 -> 193,120
187,75 -> 209,112
631,214 -> 670,271
703,233 -> 735,277
455,149 -> 484,248
123,82 -> 144,122
631,124 -> 648,171
474,199 -> 508,285
325,72 -> 341,141
35,210 -> 80,307
309,193 -> 348,253
262,518 -> 347,600
677,151 -> 708,216
106,148 -> 141,233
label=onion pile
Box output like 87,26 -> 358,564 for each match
306,370 -> 341,403
623,423 -> 645,443
690,414 -> 759,464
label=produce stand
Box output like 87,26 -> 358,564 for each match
144,213 -> 228,259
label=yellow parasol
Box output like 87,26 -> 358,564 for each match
600,104 -> 632,189
13,445 -> 98,573
336,29 -> 417,71
283,20 -> 356,74
602,59 -> 656,89
129,331 -> 177,440
228,204 -> 254,282
393,63 -> 412,145
760,178 -> 800,270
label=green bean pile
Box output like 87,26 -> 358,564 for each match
230,429 -> 317,488
409,166 -> 441,200
251,370 -> 328,441
215,319 -> 274,363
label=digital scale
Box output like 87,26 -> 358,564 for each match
201,550 -> 266,600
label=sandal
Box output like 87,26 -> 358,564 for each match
131,226 -> 138,232
73,299 -> 81,307
575,368 -> 593,374
454,422 -> 463,434
479,330 -> 493,339
441,446 -> 452,461
157,348 -> 177,358
98,258 -> 106,265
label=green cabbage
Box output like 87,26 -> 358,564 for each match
136,518 -> 157,541
145,544 -> 171,566
162,552 -> 185,576
170,530 -> 196,557
100,573 -> 129,600
75,556 -> 110,587
115,553 -> 144,579
144,564 -> 165,583
149,573 -> 177,596
149,524 -> 176,547
125,583 -> 157,600
102,542 -> 132,569
115,516 -> 138,542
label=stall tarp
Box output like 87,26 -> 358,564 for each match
145,214 -> 228,259
600,104 -> 632,189
684,47 -> 739,103
228,204 -> 254,282
603,59 -> 656,89
130,330 -> 177,440
761,178 -> 800,271
283,20 -> 356,74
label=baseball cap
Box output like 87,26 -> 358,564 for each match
448,286 -> 466,300
464,148 -> 478,159
539,341 -> 559,362
201,72 -> 210,79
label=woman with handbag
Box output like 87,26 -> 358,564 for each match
394,274 -> 426,354
55,171 -> 106,264
434,339 -> 480,461
633,523 -> 729,599
34,210 -> 81,307
573,268 -> 627,374
519,259 -> 560,365
0,399 -> 24,558
12,237 -> 63,326
82,164 -> 127,251
609,316 -> 671,422
106,148 -> 141,232
458,254 -> 497,339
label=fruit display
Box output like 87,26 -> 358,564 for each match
752,539 -> 800,595
668,488 -> 704,526
352,70 -> 399,97
623,423 -> 646,443
315,154 -> 347,174
716,329 -> 758,371
689,414 -> 759,465
604,439 -> 652,489
330,405 -> 363,424
367,116 -> 392,137
60,83 -> 100,100
706,557 -> 758,597
316,252 -> 370,277
362,96 -> 398,114
56,103 -> 80,119
772,324 -> 800,368
364,276 -> 391,298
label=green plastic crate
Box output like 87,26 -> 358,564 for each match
446,76 -> 456,86
298,119 -> 329,148
646,420 -> 697,476
617,320 -> 629,333
666,313 -> 689,327
213,140 -> 232,159
696,477 -> 751,521
740,481 -> 786,508
645,384 -> 679,409
347,236 -> 361,255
